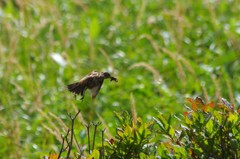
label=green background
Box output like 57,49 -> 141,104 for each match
0,0 -> 240,158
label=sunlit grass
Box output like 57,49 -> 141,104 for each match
0,0 -> 240,158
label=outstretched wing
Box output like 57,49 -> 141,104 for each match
90,80 -> 104,99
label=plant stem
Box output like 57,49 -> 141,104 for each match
66,110 -> 81,158
101,129 -> 105,159
92,122 -> 101,151
86,123 -> 91,154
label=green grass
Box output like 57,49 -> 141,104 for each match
0,0 -> 240,158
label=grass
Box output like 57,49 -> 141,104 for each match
0,0 -> 240,158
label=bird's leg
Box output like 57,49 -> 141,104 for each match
80,87 -> 86,102
74,94 -> 77,100
80,95 -> 84,102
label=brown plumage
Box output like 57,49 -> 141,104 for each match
67,71 -> 117,100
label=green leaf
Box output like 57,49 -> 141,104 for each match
155,114 -> 169,130
227,113 -> 238,124
116,128 -> 124,137
168,114 -> 172,125
185,116 -> 193,125
124,125 -> 133,136
168,126 -> 175,138
213,110 -> 222,123
114,111 -> 123,122
205,119 -> 213,133
199,113 -> 205,124
87,149 -> 100,159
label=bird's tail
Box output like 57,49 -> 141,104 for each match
67,82 -> 83,95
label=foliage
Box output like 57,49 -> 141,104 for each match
105,111 -> 155,159
43,152 -> 59,159
154,97 -> 240,159
1,0 -> 240,158
51,97 -> 239,159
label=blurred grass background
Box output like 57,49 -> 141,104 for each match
0,0 -> 240,158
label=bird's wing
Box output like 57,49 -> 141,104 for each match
90,80 -> 104,99
88,70 -> 99,76
79,71 -> 99,85
67,81 -> 87,95
67,72 -> 96,95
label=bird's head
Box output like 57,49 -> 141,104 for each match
103,72 -> 111,79
103,72 -> 118,82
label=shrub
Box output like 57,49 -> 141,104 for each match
44,97 -> 240,158
154,97 -> 240,159
105,111 -> 155,159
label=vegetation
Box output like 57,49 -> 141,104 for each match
0,0 -> 240,158
42,97 -> 240,158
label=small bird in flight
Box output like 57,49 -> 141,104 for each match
67,71 -> 118,101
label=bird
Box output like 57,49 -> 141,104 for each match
67,70 -> 118,101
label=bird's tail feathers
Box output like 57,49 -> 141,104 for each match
67,82 -> 83,94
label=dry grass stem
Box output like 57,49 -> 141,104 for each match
42,124 -> 62,143
201,82 -> 209,103
178,56 -> 195,75
204,0 -> 217,29
176,60 -> 186,82
139,34 -> 160,55
97,113 -> 113,139
99,48 -> 114,70
159,46 -> 195,77
136,0 -> 147,27
49,112 -> 69,131
130,93 -> 137,127
140,34 -> 195,81
211,75 -> 221,101
226,79 -> 235,106
73,0 -> 88,10
37,108 -> 62,136
129,62 -> 163,83
112,0 -> 121,18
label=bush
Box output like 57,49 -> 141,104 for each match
154,97 -> 240,159
105,111 -> 155,159
44,97 -> 240,158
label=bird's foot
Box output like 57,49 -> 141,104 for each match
80,96 -> 84,102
